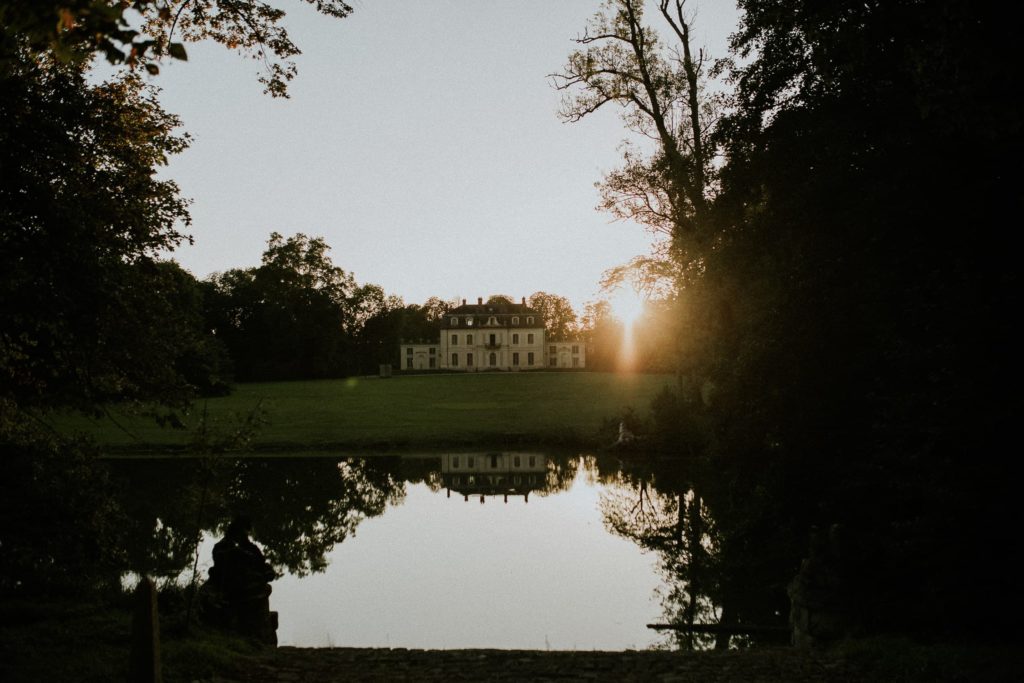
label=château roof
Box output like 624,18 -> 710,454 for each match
442,298 -> 543,329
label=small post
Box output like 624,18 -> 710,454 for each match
129,577 -> 162,683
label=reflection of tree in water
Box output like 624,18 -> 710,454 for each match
115,458 -> 221,581
112,456 -> 406,580
599,452 -> 790,650
396,455 -> 444,493
226,457 -> 405,575
539,454 -> 583,496
600,468 -> 722,650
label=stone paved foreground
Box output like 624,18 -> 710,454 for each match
235,647 -> 862,682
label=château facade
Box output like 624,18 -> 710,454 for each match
400,297 -> 586,371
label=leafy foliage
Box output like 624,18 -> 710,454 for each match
0,50 -> 227,599
0,0 -> 350,604
0,0 -> 353,96
204,233 -> 356,381
527,292 -> 578,342
203,232 -> 420,380
565,0 -> 1022,639
703,0 -> 1022,635
0,53 -> 197,414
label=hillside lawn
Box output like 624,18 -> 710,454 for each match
55,371 -> 674,452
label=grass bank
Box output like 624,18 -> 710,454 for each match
55,372 -> 673,452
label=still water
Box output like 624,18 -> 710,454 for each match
112,453 -> 674,649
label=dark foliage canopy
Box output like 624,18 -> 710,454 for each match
0,53 -> 197,415
568,0 -> 1023,639
706,0 -> 1020,637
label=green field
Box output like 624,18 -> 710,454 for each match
55,372 -> 674,452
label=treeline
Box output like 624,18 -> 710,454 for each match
158,232 -> 443,385
196,232 -> 439,383
175,232 -> 663,385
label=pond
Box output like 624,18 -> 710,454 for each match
109,452 -> 787,650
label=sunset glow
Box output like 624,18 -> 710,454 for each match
610,287 -> 647,329
610,288 -> 646,371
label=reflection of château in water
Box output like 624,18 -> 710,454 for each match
441,452 -> 547,503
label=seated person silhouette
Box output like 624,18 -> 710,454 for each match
208,515 -> 277,644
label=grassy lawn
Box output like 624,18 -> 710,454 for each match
54,371 -> 674,452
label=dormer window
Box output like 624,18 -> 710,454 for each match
466,316 -> 474,326
451,317 -> 458,326
526,316 -> 534,325
512,316 -> 519,325
488,316 -> 497,326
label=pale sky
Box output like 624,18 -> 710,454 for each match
145,1 -> 739,311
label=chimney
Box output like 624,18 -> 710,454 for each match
462,298 -> 466,306
477,297 -> 483,305
521,296 -> 526,305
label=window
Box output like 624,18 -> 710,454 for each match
467,353 -> 474,366
512,352 -> 520,366
549,345 -> 556,355
527,316 -> 534,324
573,357 -> 579,367
528,456 -> 536,467
514,455 -> 521,467
527,333 -> 534,344
466,316 -> 473,326
451,317 -> 458,326
489,333 -> 496,346
452,456 -> 460,468
512,333 -> 519,344
452,334 -> 458,345
572,345 -> 579,354
466,334 -> 473,345
406,358 -> 412,368
429,347 -> 436,355
468,456 -> 475,468
549,356 -> 557,366
512,316 -> 519,325
528,352 -> 534,366
406,347 -> 413,355
490,454 -> 498,468
452,353 -> 459,367
488,316 -> 497,325
429,358 -> 436,368
489,352 -> 497,366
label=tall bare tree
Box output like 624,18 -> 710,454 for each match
553,0 -> 715,244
